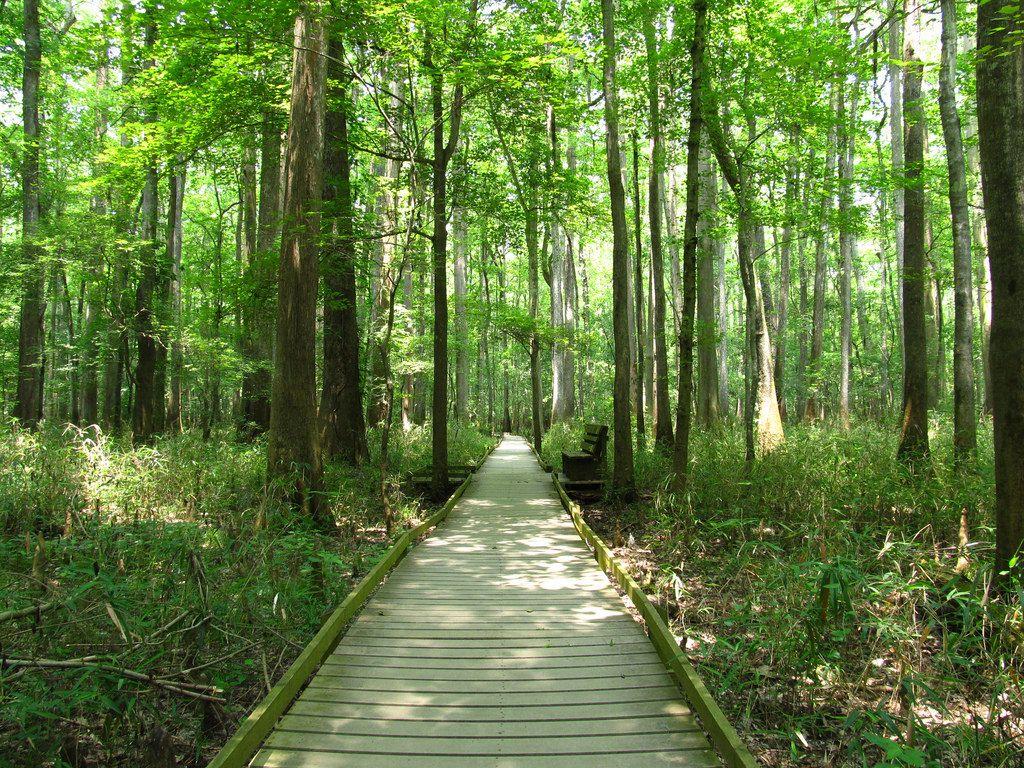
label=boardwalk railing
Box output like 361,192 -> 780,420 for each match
551,473 -> 760,768
207,445 -> 493,768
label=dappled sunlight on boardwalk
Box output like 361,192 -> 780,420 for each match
249,435 -> 718,768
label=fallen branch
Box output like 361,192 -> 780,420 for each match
0,601 -> 55,623
1,658 -> 225,703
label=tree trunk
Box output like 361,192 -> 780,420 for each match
240,114 -> 281,435
526,168 -> 544,454
429,36 -> 450,498
796,178 -> 809,417
805,83 -> 838,422
454,207 -> 470,421
267,6 -> 328,525
15,0 -> 44,427
696,145 -> 720,427
773,143 -> 795,423
896,51 -> 929,467
644,6 -> 673,448
672,0 -> 707,491
81,53 -> 110,428
704,107 -> 784,461
366,97 -> 402,428
426,15 -> 472,498
976,0 -> 1024,584
631,136 -> 647,449
601,0 -> 635,493
890,0 -> 905,357
938,0 -> 977,464
132,13 -> 160,444
838,81 -> 858,427
716,174 -> 729,417
480,240 -> 496,431
664,171 -> 682,334
319,38 -> 369,466
549,106 -> 576,424
165,166 -> 186,432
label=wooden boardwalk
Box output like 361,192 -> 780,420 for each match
250,436 -> 720,767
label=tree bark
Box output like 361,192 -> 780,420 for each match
81,53 -> 109,428
132,13 -> 160,444
267,6 -> 328,525
776,141 -> 795,422
644,4 -> 673,449
454,208 -> 470,421
319,37 -> 369,466
631,136 -> 647,449
15,0 -> 44,427
239,115 -> 280,434
896,51 -> 929,468
976,0 -> 1024,583
889,0 -> 905,357
938,0 -> 977,464
165,165 -> 186,432
704,106 -> 783,461
696,145 -> 720,427
838,81 -> 857,427
672,0 -> 707,491
549,106 -> 576,424
526,162 -> 544,454
601,0 -> 635,493
805,83 -> 838,422
716,173 -> 729,417
426,8 -> 474,497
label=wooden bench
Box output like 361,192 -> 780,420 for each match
559,424 -> 608,499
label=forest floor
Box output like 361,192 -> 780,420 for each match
542,420 -> 1022,768
0,421 -> 495,767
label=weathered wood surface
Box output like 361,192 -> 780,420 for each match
249,435 -> 720,767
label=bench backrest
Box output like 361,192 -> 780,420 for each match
581,424 -> 609,459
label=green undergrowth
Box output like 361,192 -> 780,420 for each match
0,420 -> 495,767
542,418 -> 1022,768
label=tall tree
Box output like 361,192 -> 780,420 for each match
805,83 -> 838,422
549,106 -> 576,424
977,0 -> 1024,583
601,0 -> 634,493
132,11 -> 160,443
838,81 -> 857,427
938,0 -> 976,465
425,0 -> 476,498
703,87 -> 784,460
14,0 -> 44,427
889,1 -> 905,355
267,5 -> 328,524
775,136 -> 796,421
240,114 -> 282,435
319,37 -> 368,465
672,0 -> 707,491
165,166 -> 186,433
454,208 -> 470,421
81,49 -> 109,428
630,136 -> 647,448
526,154 -> 544,454
696,145 -> 720,427
644,0 -> 673,448
896,50 -> 929,467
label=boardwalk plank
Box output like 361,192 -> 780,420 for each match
247,436 -> 719,768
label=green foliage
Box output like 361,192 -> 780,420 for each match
0,422 -> 493,765
584,420 -> 1020,767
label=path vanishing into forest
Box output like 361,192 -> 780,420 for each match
245,435 -> 721,767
